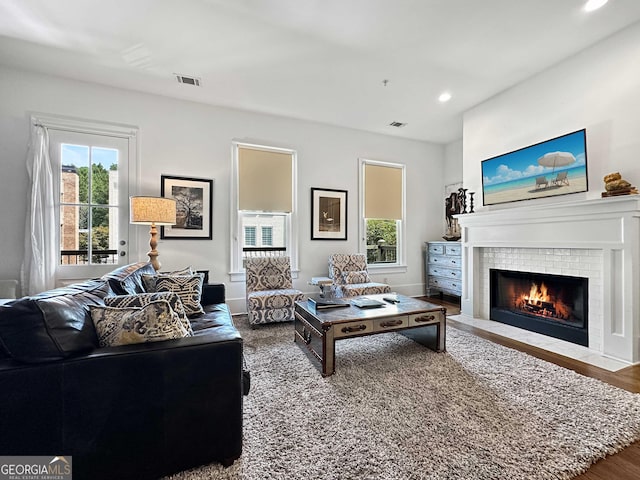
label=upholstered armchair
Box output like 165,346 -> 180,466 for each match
328,253 -> 391,298
245,256 -> 304,327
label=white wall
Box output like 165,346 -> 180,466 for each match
0,66 -> 444,310
463,22 -> 640,209
444,139 -> 463,187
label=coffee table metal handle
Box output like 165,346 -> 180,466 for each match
302,328 -> 312,345
341,324 -> 367,333
380,319 -> 404,328
414,315 -> 436,323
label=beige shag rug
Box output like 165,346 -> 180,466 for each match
166,318 -> 640,480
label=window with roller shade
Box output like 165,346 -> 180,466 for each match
360,159 -> 405,266
230,142 -> 297,279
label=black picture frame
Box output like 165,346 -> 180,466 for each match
161,175 -> 213,240
311,187 -> 347,240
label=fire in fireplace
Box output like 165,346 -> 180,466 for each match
490,269 -> 588,346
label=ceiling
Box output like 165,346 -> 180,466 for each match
1,0 -> 640,144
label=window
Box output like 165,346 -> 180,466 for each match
230,142 -> 297,280
262,226 -> 273,246
360,159 -> 406,270
244,226 -> 257,246
59,144 -> 120,266
37,115 -> 138,280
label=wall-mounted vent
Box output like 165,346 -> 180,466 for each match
175,74 -> 201,87
389,121 -> 407,128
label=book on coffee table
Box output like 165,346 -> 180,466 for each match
351,298 -> 386,309
307,297 -> 351,310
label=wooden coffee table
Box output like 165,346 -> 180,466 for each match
294,294 -> 446,376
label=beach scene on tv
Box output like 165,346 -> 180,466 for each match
482,130 -> 588,206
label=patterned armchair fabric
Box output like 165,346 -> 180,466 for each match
245,256 -> 304,326
328,253 -> 391,298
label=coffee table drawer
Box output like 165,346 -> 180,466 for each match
408,310 -> 444,327
373,315 -> 408,332
334,320 -> 374,338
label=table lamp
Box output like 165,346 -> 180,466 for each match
130,196 -> 177,271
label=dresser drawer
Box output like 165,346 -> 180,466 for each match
428,276 -> 462,295
333,320 -> 374,338
445,244 -> 461,256
428,265 -> 462,280
428,244 -> 445,255
408,310 -> 445,327
428,255 -> 461,269
372,315 -> 408,332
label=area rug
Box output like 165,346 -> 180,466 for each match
166,319 -> 640,480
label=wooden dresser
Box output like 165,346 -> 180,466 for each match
425,241 -> 462,298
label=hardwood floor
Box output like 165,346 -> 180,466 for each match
422,296 -> 640,480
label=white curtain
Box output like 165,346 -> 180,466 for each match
21,124 -> 57,295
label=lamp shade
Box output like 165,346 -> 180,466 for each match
130,196 -> 176,225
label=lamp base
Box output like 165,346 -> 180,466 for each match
148,223 -> 161,271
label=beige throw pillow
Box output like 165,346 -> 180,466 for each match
104,291 -> 193,336
90,300 -> 189,347
154,273 -> 205,316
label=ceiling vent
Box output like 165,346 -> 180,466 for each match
175,74 -> 201,87
389,121 -> 407,128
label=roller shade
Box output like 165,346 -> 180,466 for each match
239,147 -> 293,212
364,163 -> 403,220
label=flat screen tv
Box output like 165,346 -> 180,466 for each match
481,129 -> 588,206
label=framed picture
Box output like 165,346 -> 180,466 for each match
161,175 -> 213,239
311,188 -> 347,240
481,129 -> 588,206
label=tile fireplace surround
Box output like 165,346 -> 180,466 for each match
454,196 -> 640,371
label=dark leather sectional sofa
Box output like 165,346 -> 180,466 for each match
0,262 -> 243,480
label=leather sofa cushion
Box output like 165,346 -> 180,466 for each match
101,262 -> 155,295
0,279 -> 111,363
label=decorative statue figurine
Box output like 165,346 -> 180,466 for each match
443,191 -> 462,241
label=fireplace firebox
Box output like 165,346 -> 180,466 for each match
490,269 -> 588,346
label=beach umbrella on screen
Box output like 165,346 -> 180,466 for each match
537,151 -> 576,172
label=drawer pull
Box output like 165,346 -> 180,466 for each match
302,328 -> 312,345
380,319 -> 404,328
342,324 -> 367,334
414,315 -> 436,323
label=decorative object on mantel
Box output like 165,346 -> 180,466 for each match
444,183 -> 462,241
457,187 -> 468,213
443,184 -> 475,240
601,172 -> 638,197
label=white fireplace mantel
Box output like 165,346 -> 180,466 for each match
456,196 -> 640,364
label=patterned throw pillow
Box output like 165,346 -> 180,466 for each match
104,292 -> 193,336
141,267 -> 193,292
342,270 -> 371,284
90,300 -> 189,347
154,273 -> 205,316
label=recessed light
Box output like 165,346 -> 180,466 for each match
438,92 -> 452,103
584,0 -> 608,12
389,121 -> 407,128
